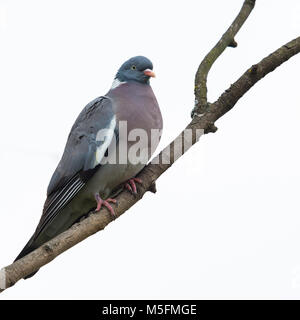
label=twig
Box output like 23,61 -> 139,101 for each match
193,0 -> 256,115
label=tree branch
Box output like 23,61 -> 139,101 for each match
193,0 -> 256,115
1,2 -> 300,293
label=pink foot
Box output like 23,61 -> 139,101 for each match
94,193 -> 117,217
125,177 -> 143,194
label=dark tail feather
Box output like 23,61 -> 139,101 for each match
14,235 -> 40,279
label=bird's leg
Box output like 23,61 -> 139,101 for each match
94,193 -> 117,217
125,177 -> 143,194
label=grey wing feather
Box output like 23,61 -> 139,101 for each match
35,96 -> 116,238
47,96 -> 115,195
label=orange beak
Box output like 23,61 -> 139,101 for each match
143,69 -> 156,78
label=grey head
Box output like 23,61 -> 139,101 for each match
115,56 -> 155,84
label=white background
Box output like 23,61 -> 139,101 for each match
1,0 -> 300,299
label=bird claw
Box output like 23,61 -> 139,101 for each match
94,193 -> 117,217
125,178 -> 143,194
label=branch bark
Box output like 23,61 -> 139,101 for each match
193,0 -> 256,114
1,0 -> 300,293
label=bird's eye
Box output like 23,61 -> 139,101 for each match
131,65 -> 136,70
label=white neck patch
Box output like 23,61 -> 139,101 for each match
111,78 -> 126,90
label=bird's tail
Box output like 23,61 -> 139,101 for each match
14,235 -> 40,279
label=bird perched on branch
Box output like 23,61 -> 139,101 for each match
15,56 -> 163,277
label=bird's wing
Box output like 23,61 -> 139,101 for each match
36,96 -> 117,237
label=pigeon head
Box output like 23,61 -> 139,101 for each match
115,56 -> 155,84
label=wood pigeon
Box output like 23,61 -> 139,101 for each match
15,56 -> 163,277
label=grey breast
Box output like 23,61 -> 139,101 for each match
90,81 -> 163,198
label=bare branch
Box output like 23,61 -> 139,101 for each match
193,0 -> 256,115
